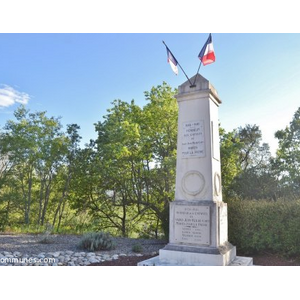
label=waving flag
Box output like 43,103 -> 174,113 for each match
165,45 -> 178,75
163,41 -> 195,86
198,33 -> 215,66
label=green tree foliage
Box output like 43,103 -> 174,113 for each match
220,124 -> 276,200
52,124 -> 82,231
237,124 -> 263,171
141,83 -> 178,236
3,85 -> 300,243
70,82 -> 178,238
228,198 -> 300,256
274,107 -> 300,199
232,129 -> 277,201
0,106 -> 80,230
219,127 -> 243,197
93,99 -> 145,237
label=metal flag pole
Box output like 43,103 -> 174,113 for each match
162,41 -> 195,87
192,61 -> 202,86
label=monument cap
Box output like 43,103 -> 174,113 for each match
177,73 -> 221,105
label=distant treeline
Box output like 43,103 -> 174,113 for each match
0,82 -> 300,238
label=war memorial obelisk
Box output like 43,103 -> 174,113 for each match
139,74 -> 253,266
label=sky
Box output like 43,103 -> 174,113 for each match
1,33 -> 300,155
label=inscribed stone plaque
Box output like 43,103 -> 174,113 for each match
219,205 -> 228,245
174,205 -> 210,245
181,120 -> 205,158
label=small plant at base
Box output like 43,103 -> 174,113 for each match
132,243 -> 143,253
78,232 -> 116,251
38,223 -> 54,244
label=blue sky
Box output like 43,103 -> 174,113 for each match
1,33 -> 300,154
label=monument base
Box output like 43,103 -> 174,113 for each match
138,241 -> 253,266
137,255 -> 253,266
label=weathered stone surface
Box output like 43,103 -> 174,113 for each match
0,249 -> 150,266
88,257 -> 99,264
102,254 -> 111,260
52,252 -> 61,258
58,256 -> 65,262
64,255 -> 71,262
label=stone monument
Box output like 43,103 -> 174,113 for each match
138,74 -> 253,266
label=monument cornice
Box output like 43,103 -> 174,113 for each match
175,89 -> 221,106
175,73 -> 222,105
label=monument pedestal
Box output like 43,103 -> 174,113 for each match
160,200 -> 237,266
138,74 -> 253,266
138,200 -> 252,266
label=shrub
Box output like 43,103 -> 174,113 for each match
78,232 -> 116,251
38,223 -> 54,244
132,243 -> 143,253
227,199 -> 300,257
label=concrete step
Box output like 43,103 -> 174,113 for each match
228,256 -> 253,266
138,255 -> 254,266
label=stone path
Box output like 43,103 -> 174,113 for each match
0,234 -> 166,266
0,250 -> 151,266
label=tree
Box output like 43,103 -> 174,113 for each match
237,124 -> 264,171
52,124 -> 82,231
71,82 -> 178,238
94,99 -> 145,236
1,106 -> 42,224
274,107 -> 300,199
220,127 -> 243,197
220,124 -> 276,200
141,83 -> 178,236
0,106 -> 75,228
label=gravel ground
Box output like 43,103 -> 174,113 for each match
0,233 -> 167,256
1,234 -> 299,266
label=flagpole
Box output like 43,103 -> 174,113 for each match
162,41 -> 195,87
192,61 -> 202,86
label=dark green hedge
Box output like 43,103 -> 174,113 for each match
227,199 -> 300,257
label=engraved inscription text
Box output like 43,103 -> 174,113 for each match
174,205 -> 210,245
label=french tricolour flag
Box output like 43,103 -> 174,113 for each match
198,33 -> 215,66
166,46 -> 178,75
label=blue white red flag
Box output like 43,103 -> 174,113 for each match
165,45 -> 178,75
198,33 -> 215,66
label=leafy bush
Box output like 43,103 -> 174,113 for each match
227,199 -> 300,257
78,232 -> 116,251
132,243 -> 143,253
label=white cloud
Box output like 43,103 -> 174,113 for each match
0,85 -> 30,108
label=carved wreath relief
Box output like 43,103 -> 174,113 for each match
181,170 -> 205,197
